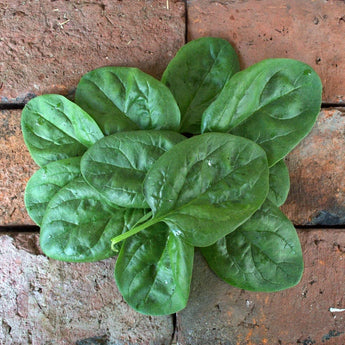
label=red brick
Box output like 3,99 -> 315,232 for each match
0,0 -> 185,103
0,233 -> 174,345
0,110 -> 37,225
282,109 -> 345,226
187,0 -> 345,104
177,229 -> 345,345
2,108 -> 344,227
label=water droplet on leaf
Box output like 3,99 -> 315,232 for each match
174,230 -> 182,236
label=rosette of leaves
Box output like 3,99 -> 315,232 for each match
22,37 -> 322,315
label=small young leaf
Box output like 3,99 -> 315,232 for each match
40,177 -> 147,262
24,157 -> 82,226
268,159 -> 290,207
201,59 -> 322,166
115,222 -> 194,315
81,130 -> 185,208
142,133 -> 269,247
21,94 -> 104,166
75,67 -> 181,135
201,200 -> 303,292
162,37 -> 240,134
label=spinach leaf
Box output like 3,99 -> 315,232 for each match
21,94 -> 104,167
40,177 -> 146,262
113,133 -> 268,248
81,130 -> 185,208
24,157 -> 82,226
201,59 -> 322,166
268,159 -> 290,207
201,200 -> 303,291
75,67 -> 181,135
162,37 -> 240,134
115,222 -> 194,315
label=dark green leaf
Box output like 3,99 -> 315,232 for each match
162,37 -> 240,134
268,159 -> 290,207
40,177 -> 146,262
201,59 -> 322,166
21,94 -> 104,166
142,133 -> 269,247
75,67 -> 181,135
201,200 -> 303,292
24,157 -> 82,226
81,130 -> 185,208
115,222 -> 194,315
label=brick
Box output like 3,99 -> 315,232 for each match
0,0 -> 185,104
177,229 -> 345,345
0,110 -> 37,225
187,0 -> 345,104
0,233 -> 174,345
2,108 -> 344,227
282,109 -> 345,226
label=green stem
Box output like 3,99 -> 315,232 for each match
131,211 -> 153,229
111,215 -> 159,247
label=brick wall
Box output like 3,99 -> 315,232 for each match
1,1 -> 344,344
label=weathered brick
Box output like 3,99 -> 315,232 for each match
177,229 -> 345,345
0,233 -> 174,345
2,108 -> 344,227
0,0 -> 185,104
0,110 -> 37,225
282,108 -> 345,226
187,0 -> 345,104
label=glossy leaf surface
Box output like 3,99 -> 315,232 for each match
143,133 -> 269,247
75,67 -> 181,135
202,59 -> 322,166
268,159 -> 290,207
21,94 -> 104,166
24,157 -> 82,226
162,37 -> 240,134
201,200 -> 303,291
81,130 -> 185,208
115,223 -> 194,315
40,177 -> 146,262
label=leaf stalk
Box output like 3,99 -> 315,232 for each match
111,214 -> 159,249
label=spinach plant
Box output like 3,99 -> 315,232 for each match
22,37 -> 322,315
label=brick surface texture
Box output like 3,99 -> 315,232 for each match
0,110 -> 37,225
177,230 -> 345,345
187,0 -> 345,104
1,0 -> 345,344
282,108 -> 345,226
0,233 -> 174,345
0,0 -> 185,103
4,108 -> 345,227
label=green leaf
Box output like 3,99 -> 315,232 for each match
40,177 -> 146,262
201,59 -> 322,166
21,94 -> 104,167
162,37 -> 240,134
201,200 -> 303,292
140,133 -> 269,247
115,222 -> 194,315
75,67 -> 181,135
81,130 -> 185,208
268,159 -> 290,207
24,157 -> 82,226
